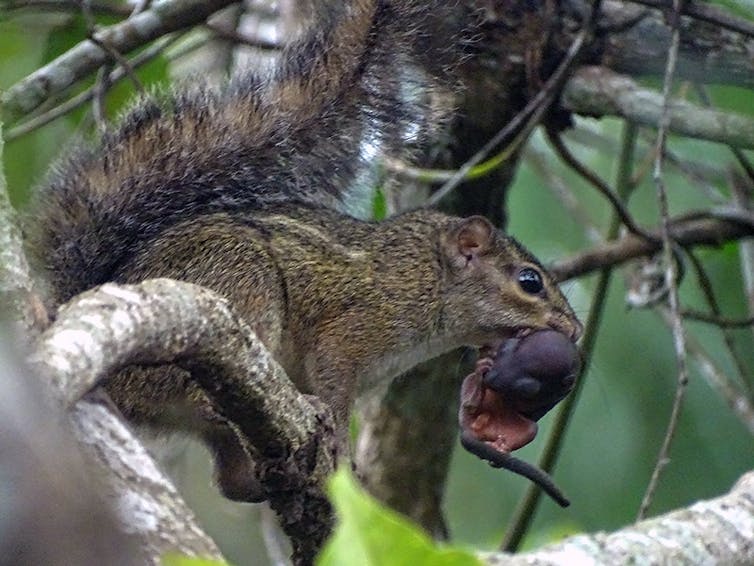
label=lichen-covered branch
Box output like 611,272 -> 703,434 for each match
70,396 -> 224,563
562,67 -> 754,149
29,278 -> 337,563
484,469 -> 754,565
1,0 -> 238,117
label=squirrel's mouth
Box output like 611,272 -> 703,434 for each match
458,330 -> 579,507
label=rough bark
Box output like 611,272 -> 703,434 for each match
484,469 -> 754,565
0,125 -> 47,336
2,0 -> 754,561
29,279 -> 336,563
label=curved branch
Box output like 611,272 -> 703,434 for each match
70,396 -> 225,563
29,279 -> 336,563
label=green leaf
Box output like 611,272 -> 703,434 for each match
318,469 -> 482,566
372,187 -> 387,220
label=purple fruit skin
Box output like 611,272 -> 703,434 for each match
483,330 -> 580,420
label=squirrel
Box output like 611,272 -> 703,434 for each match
28,0 -> 582,502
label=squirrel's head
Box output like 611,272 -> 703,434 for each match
439,216 -> 582,345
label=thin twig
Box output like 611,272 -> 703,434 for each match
427,2 -> 599,206
524,146 -> 602,244
681,309 -> 754,328
685,250 -> 752,395
502,119 -> 640,552
691,84 -> 754,183
551,215 -> 754,282
545,127 -> 656,242
92,64 -> 112,132
731,175 -> 754,368
658,307 -> 754,436
637,0 -> 688,521
674,206 -> 754,229
6,34 -> 180,141
1,0 -> 237,118
86,33 -> 145,94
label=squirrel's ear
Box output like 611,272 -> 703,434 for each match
445,216 -> 495,262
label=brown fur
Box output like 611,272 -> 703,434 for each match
28,1 -> 580,502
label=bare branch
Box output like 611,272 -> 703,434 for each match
5,34 -> 181,142
682,309 -> 754,328
562,67 -> 754,149
29,279 -> 336,562
488,470 -> 754,565
599,0 -> 754,89
1,0 -> 238,118
69,396 -> 225,563
551,216 -> 754,282
0,126 -> 48,336
637,0 -> 689,519
659,308 -> 754,436
0,338 -> 145,565
544,127 -> 654,241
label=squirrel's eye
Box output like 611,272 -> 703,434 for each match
518,267 -> 543,295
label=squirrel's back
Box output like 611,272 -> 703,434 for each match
29,0 -> 475,306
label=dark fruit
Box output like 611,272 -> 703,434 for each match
483,330 -> 580,421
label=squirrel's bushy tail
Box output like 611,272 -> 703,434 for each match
28,0 -> 475,307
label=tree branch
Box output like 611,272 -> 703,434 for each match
562,66 -> 754,149
551,216 -> 754,282
29,279 -> 336,563
598,0 -> 754,89
0,125 -> 47,335
1,0 -> 238,118
486,469 -> 754,564
69,395 -> 225,563
0,338 -> 145,564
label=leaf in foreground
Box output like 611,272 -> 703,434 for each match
318,469 -> 482,566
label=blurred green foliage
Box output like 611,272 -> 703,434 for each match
1,4 -> 752,566
319,470 -> 481,566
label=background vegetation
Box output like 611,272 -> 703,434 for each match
1,2 -> 753,564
